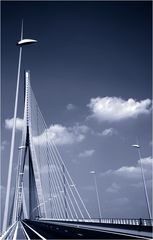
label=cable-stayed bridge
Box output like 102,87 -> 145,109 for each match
1,26 -> 152,240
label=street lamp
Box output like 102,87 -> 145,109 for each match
90,171 -> 102,220
70,184 -> 75,187
32,201 -> 47,219
17,39 -> 37,46
18,145 -> 26,150
62,164 -> 68,219
32,202 -> 46,213
132,144 -> 152,219
48,197 -> 54,219
3,21 -> 38,232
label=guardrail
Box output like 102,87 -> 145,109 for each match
0,221 -> 17,239
40,218 -> 153,226
99,218 -> 152,226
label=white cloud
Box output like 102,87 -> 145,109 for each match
91,128 -> 117,137
88,97 -> 151,122
138,156 -> 153,166
0,185 -> 5,192
114,166 -> 141,178
5,117 -> 24,131
106,182 -> 120,193
113,197 -> 129,206
100,169 -> 113,177
131,179 -> 152,189
101,156 -> 152,180
5,117 -> 89,146
78,149 -> 95,158
100,128 -> 117,137
1,140 -> 8,151
66,103 -> 76,111
33,123 -> 89,146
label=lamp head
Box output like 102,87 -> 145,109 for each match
17,39 -> 38,46
132,144 -> 140,148
18,146 -> 26,150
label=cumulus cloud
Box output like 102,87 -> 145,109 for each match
66,103 -> 76,111
88,97 -> 151,121
100,128 -> 117,137
131,179 -> 152,189
1,140 -> 8,151
114,166 -> 141,178
138,156 -> 152,166
101,156 -> 152,180
5,117 -> 24,131
113,197 -> 129,206
0,185 -> 6,192
5,117 -> 89,146
106,182 -> 120,193
78,149 -> 95,158
33,123 -> 89,146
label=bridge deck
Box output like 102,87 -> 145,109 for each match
1,219 -> 152,239
16,222 -> 27,239
47,220 -> 152,239
23,219 -> 152,239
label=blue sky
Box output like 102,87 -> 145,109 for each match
1,1 -> 152,222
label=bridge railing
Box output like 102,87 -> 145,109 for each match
0,221 -> 17,238
99,218 -> 152,226
42,218 -> 153,226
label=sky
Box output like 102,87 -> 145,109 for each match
1,0 -> 152,224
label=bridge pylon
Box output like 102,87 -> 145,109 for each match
12,71 -> 47,223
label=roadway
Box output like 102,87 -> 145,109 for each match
1,219 -> 152,239
21,219 -> 152,239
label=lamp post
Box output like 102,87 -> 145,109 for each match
90,171 -> 102,220
32,201 -> 47,218
62,164 -> 68,219
49,197 -> 53,219
132,144 -> 152,219
3,21 -> 37,232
